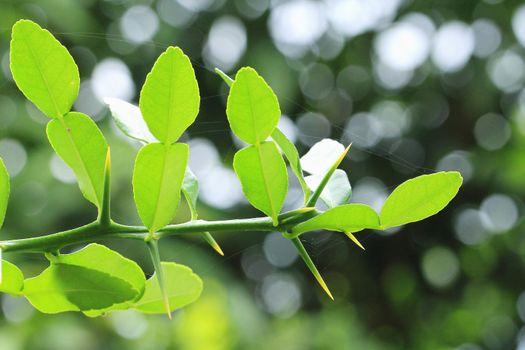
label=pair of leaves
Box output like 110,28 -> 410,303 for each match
221,68 -> 289,225
292,171 -> 463,236
10,20 -> 109,211
132,46 -> 199,235
7,244 -> 202,315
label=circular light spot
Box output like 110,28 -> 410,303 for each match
268,0 -> 327,57
344,112 -> 382,148
432,22 -> 474,73
299,63 -> 334,100
350,177 -> 387,212
513,5 -> 525,47
374,22 -> 430,71
487,49 -> 525,92
203,16 -> 247,71
92,58 -> 136,102
473,113 -> 511,151
480,194 -> 518,233
261,273 -> 301,317
421,246 -> 459,288
120,5 -> 159,44
296,112 -> 331,146
110,310 -> 148,339
0,139 -> 27,177
454,208 -> 488,246
472,19 -> 501,58
436,151 -> 473,182
200,166 -> 244,209
49,154 -> 76,184
263,232 -> 298,268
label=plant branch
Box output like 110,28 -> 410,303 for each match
0,210 -> 319,254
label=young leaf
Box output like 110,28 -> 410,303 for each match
301,139 -> 346,175
47,112 -> 108,208
380,171 -> 463,229
10,20 -> 79,119
105,97 -> 157,143
305,169 -> 351,208
0,159 -> 9,228
0,260 -> 24,295
306,144 -> 351,207
140,47 -> 200,144
133,143 -> 189,234
271,128 -> 310,204
233,142 -> 288,225
226,67 -> 281,144
291,238 -> 333,300
133,262 -> 203,314
291,204 -> 380,237
24,244 -> 145,314
182,168 -> 224,256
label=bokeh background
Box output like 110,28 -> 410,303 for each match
1,0 -> 525,349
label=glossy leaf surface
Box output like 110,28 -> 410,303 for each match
47,112 -> 108,208
233,142 -> 288,225
380,172 -> 463,229
140,47 -> 199,144
10,20 -> 79,118
133,143 -> 188,233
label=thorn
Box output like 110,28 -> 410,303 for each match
201,232 -> 224,256
344,232 -> 365,250
291,237 -> 334,300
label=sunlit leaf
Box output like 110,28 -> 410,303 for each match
24,244 -> 145,314
0,159 -> 9,228
380,172 -> 463,229
140,47 -> 200,144
46,112 -> 108,208
271,128 -> 310,203
305,144 -> 350,207
226,67 -> 281,144
10,20 -> 79,119
105,97 -> 157,143
305,169 -> 351,208
291,204 -> 380,237
133,262 -> 203,314
301,139 -> 346,175
233,141 -> 288,225
133,143 -> 188,233
0,260 -> 24,295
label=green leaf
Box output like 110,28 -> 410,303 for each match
301,139 -> 346,175
233,142 -> 288,225
226,67 -> 281,144
133,262 -> 203,314
105,97 -> 157,143
291,204 -> 380,237
140,47 -> 200,144
0,159 -> 9,228
380,172 -> 463,229
47,112 -> 108,208
0,260 -> 24,295
271,128 -> 310,204
10,20 -> 79,119
24,244 -> 145,314
305,169 -> 351,208
133,143 -> 189,234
